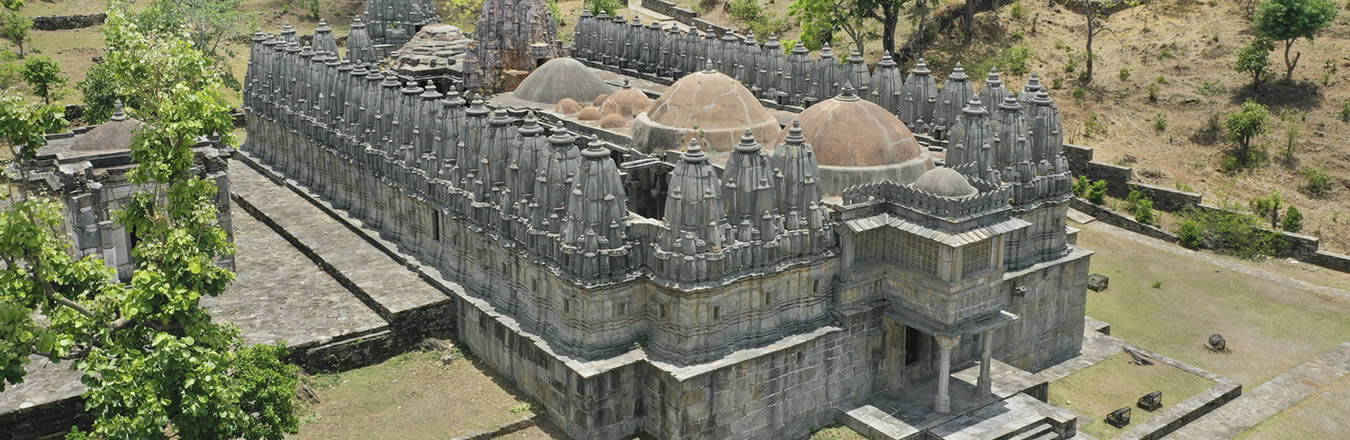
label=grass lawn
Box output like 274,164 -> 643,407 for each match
1076,221 -> 1350,389
1048,352 -> 1215,439
293,349 -> 537,440
1236,371 -> 1350,440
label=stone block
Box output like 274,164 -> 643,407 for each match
1087,273 -> 1109,292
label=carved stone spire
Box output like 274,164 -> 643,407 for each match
949,97 -> 994,180
933,63 -> 975,136
560,138 -> 632,281
656,138 -> 734,283
979,67 -> 1009,109
901,58 -> 938,130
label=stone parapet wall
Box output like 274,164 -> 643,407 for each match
32,13 -> 106,31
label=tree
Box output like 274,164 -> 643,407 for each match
1224,100 -> 1270,170
861,0 -> 907,60
1250,190 -> 1283,229
790,0 -> 871,53
1234,38 -> 1275,90
20,56 -> 64,104
0,8 -> 31,58
133,0 -> 251,88
586,0 -> 621,16
1253,0 -> 1338,81
901,0 -> 935,59
1,7 -> 300,439
1082,0 -> 1136,84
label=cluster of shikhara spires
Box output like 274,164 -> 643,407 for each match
241,30 -> 835,288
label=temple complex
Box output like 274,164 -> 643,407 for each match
234,8 -> 1092,436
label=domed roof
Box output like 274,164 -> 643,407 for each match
777,84 -> 924,167
645,70 -> 776,131
599,80 -> 651,118
514,57 -> 615,104
911,167 -> 977,198
72,102 -> 142,152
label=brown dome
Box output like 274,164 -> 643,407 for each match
555,98 -> 581,114
577,106 -> 601,121
599,82 -> 651,118
592,93 -> 610,107
646,70 -> 776,131
599,113 -> 626,128
631,70 -> 780,153
777,87 -> 924,167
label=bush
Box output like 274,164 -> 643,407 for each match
20,55 -> 65,104
1152,113 -> 1167,132
1235,38 -> 1275,87
1119,67 -> 1131,81
1175,208 -> 1286,259
1152,281 -> 1162,289
1282,206 -> 1303,232
1147,83 -> 1160,102
729,0 -> 762,22
1011,1 -> 1026,21
1086,180 -> 1108,204
588,0 -> 622,15
1250,190 -> 1284,228
1073,175 -> 1091,197
1177,220 -> 1204,248
1224,100 -> 1271,171
1083,112 -> 1107,138
1126,190 -> 1158,226
1299,167 -> 1333,198
1052,77 -> 1064,89
1340,102 -> 1350,122
1072,86 -> 1087,100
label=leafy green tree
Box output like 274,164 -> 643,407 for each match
1253,0 -> 1338,81
789,0 -> 871,53
133,0 -> 251,88
0,8 -> 31,58
1,7 -> 300,440
1234,38 -> 1275,90
1250,190 -> 1283,229
1224,100 -> 1270,170
20,56 -> 64,104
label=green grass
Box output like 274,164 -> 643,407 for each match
1049,353 -> 1215,439
1077,222 -> 1350,389
1236,372 -> 1350,440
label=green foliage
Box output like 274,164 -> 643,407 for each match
1254,0 -> 1338,80
1118,67 -> 1131,81
1126,189 -> 1158,226
1194,80 -> 1227,103
1176,181 -> 1194,192
0,9 -> 31,58
0,49 -> 19,89
0,93 -> 66,164
1152,281 -> 1162,289
1299,167 -> 1333,198
1147,83 -> 1160,102
1011,1 -> 1026,21
1175,207 -> 1286,259
1052,77 -> 1064,89
790,0 -> 872,54
1072,86 -> 1086,100
20,56 -> 64,105
1151,113 -> 1167,132
1282,206 -> 1303,232
1339,101 -> 1350,122
1224,100 -> 1270,170
587,0 -> 620,14
1,7 -> 300,439
1157,46 -> 1175,60
1087,180 -> 1109,204
132,0 -> 252,90
1073,175 -> 1092,198
730,0 -> 763,22
1083,112 -> 1107,138
1250,190 -> 1284,229
1235,38 -> 1275,87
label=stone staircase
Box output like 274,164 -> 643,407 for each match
842,393 -> 1078,440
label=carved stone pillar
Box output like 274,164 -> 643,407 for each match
935,334 -> 960,414
978,330 -> 994,397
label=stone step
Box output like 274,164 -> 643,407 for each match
1004,422 -> 1056,440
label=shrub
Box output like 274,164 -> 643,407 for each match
1152,113 -> 1167,132
1175,208 -> 1286,259
1072,86 -> 1087,100
1299,167 -> 1333,198
1224,100 -> 1271,171
1119,67 -> 1131,81
1152,281 -> 1162,289
1282,206 -> 1303,232
21,55 -> 65,105
1158,47 -> 1175,60
1011,1 -> 1026,21
1086,180 -> 1108,204
1083,112 -> 1107,138
1052,77 -> 1064,89
1001,46 -> 1034,76
1250,190 -> 1284,229
1073,175 -> 1091,197
1156,75 -> 1170,85
1176,181 -> 1194,192
1147,83 -> 1160,102
1127,190 -> 1159,226
1340,102 -> 1350,122
729,0 -> 762,22
1177,220 -> 1204,248
589,0 -> 622,15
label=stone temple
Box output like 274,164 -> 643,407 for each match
233,9 -> 1091,438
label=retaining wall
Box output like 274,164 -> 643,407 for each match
32,13 -> 106,31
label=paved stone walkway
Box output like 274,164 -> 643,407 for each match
1164,341 -> 1350,439
228,162 -> 450,321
